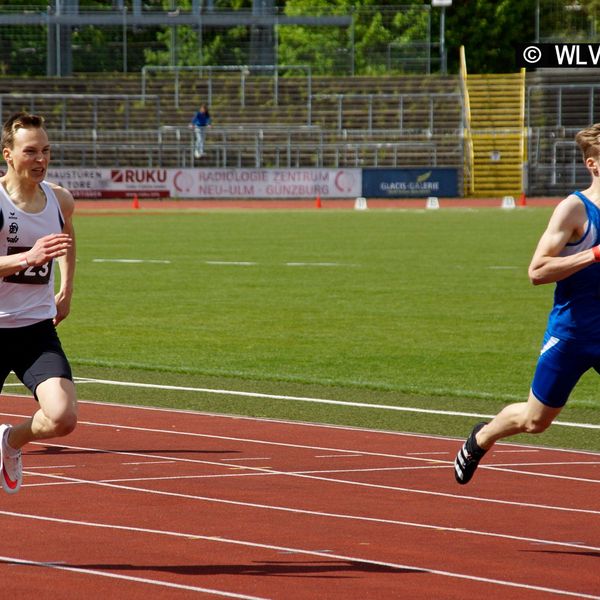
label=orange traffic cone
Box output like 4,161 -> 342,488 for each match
132,194 -> 140,209
315,195 -> 322,209
518,192 -> 527,206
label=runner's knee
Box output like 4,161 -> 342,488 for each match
521,415 -> 552,434
50,410 -> 77,437
41,399 -> 77,437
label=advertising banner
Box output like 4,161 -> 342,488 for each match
43,168 -> 362,200
362,168 -> 459,198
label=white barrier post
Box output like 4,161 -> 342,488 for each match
354,196 -> 368,210
501,195 -> 516,209
426,196 -> 439,210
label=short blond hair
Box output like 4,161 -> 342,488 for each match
575,123 -> 600,161
1,111 -> 45,150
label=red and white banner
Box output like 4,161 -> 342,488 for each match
45,168 -> 362,200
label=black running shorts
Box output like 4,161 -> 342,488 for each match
0,319 -> 73,399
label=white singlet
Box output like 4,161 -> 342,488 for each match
0,182 -> 65,327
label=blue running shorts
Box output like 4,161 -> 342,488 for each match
531,331 -> 600,408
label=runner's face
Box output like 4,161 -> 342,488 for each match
4,126 -> 50,183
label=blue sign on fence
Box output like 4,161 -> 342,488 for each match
362,168 -> 459,198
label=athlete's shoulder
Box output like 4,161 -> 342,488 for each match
44,181 -> 75,217
561,191 -> 586,206
553,192 -> 588,220
540,194 -> 588,240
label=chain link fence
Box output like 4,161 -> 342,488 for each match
0,2 -> 432,77
538,0 -> 600,42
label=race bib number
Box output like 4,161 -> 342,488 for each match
3,246 -> 52,285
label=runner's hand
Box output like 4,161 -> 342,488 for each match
25,233 -> 72,267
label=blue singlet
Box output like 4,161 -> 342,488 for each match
532,191 -> 600,407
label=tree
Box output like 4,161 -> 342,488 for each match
143,0 -> 255,67
0,0 -> 47,75
278,0 -> 430,75
0,0 -> 587,76
442,0 -> 537,73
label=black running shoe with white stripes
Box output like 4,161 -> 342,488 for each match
454,422 -> 488,485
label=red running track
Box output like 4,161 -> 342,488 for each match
73,197 -> 561,212
0,394 -> 598,599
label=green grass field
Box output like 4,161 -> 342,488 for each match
12,206 -> 598,451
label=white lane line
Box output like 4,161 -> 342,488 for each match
124,465 -> 447,479
285,262 -> 355,267
495,450 -> 540,454
315,454 -> 364,458
69,378 -> 600,431
4,414 -> 454,466
295,466 -> 448,475
220,457 -> 271,462
205,261 -> 355,267
0,511 -> 597,599
488,461 -> 600,467
25,466 -> 447,486
2,404 -> 598,512
21,465 -> 447,486
205,261 -> 257,266
122,461 -> 177,466
26,461 -> 597,487
19,434 -> 600,515
406,452 -> 449,456
0,554 -> 267,599
93,259 -> 171,264
25,470 -> 600,554
4,403 -> 597,496
25,465 -> 77,470
46,420 -> 600,485
24,471 -> 281,486
484,465 -> 600,484
73,398 -> 600,456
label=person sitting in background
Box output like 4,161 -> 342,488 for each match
190,104 -> 211,159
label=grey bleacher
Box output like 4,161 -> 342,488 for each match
0,92 -> 161,131
526,70 -> 600,196
3,69 -> 599,196
0,72 -> 463,170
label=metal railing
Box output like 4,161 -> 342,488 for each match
0,93 -> 161,130
141,64 -> 312,109
519,67 -> 527,195
525,83 -> 600,194
308,91 -> 462,132
526,127 -> 589,195
45,125 -> 457,169
551,140 -> 580,186
326,141 -> 439,168
459,45 -> 475,195
527,83 -> 600,128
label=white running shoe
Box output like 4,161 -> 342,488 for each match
0,424 -> 22,494
194,150 -> 201,158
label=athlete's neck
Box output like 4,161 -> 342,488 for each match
0,176 -> 46,212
